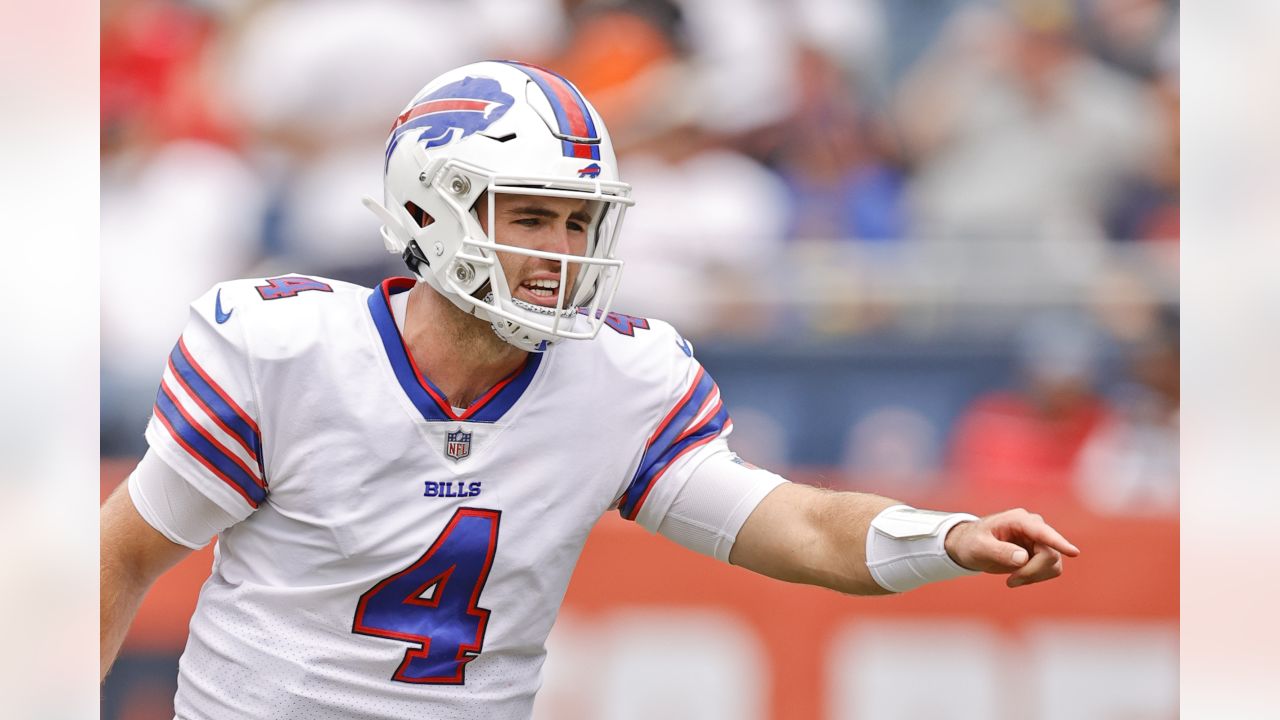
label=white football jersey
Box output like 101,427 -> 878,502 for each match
142,275 -> 735,720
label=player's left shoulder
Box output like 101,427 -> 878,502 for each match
564,308 -> 698,381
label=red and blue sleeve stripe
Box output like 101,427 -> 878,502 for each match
619,368 -> 732,521
169,337 -> 263,474
153,381 -> 266,508
501,60 -> 601,160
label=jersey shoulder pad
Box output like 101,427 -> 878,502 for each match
193,274 -> 368,357
585,310 -> 697,382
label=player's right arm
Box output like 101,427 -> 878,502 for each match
99,477 -> 192,682
100,448 -> 244,682
102,280 -> 269,680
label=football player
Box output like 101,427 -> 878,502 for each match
100,61 -> 1079,719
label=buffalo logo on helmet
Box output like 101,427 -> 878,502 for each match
576,162 -> 602,178
445,428 -> 473,461
384,76 -> 515,170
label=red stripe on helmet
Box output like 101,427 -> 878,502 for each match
389,99 -> 496,134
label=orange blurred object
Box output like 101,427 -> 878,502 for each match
549,10 -> 676,131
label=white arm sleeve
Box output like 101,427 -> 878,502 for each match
654,447 -> 788,563
127,448 -> 242,549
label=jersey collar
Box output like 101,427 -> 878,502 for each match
368,278 -> 542,424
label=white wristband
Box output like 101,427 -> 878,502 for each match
865,505 -> 980,593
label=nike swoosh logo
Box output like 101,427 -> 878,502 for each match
214,289 -> 233,324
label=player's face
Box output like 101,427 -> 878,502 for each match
476,192 -> 595,308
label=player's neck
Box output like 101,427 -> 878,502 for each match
402,283 -> 528,409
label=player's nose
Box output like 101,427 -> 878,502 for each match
539,223 -> 574,255
525,220 -> 583,284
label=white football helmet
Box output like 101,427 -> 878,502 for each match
363,60 -> 634,352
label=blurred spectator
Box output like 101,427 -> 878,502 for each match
949,312 -> 1113,494
894,0 -> 1166,243
1106,68 -> 1179,242
1075,0 -> 1179,80
675,0 -> 796,135
1089,265 -> 1169,346
768,46 -> 908,243
102,0 -> 235,154
1075,314 -> 1178,514
791,0 -> 888,95
611,123 -> 790,338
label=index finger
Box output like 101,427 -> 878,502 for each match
1016,518 -> 1080,557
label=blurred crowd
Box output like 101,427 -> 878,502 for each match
101,0 -> 1179,514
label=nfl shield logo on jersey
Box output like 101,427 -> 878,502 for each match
445,428 -> 472,461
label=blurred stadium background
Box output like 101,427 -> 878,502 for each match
100,0 -> 1179,717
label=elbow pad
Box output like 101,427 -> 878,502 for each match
128,449 -> 242,549
653,447 -> 788,562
